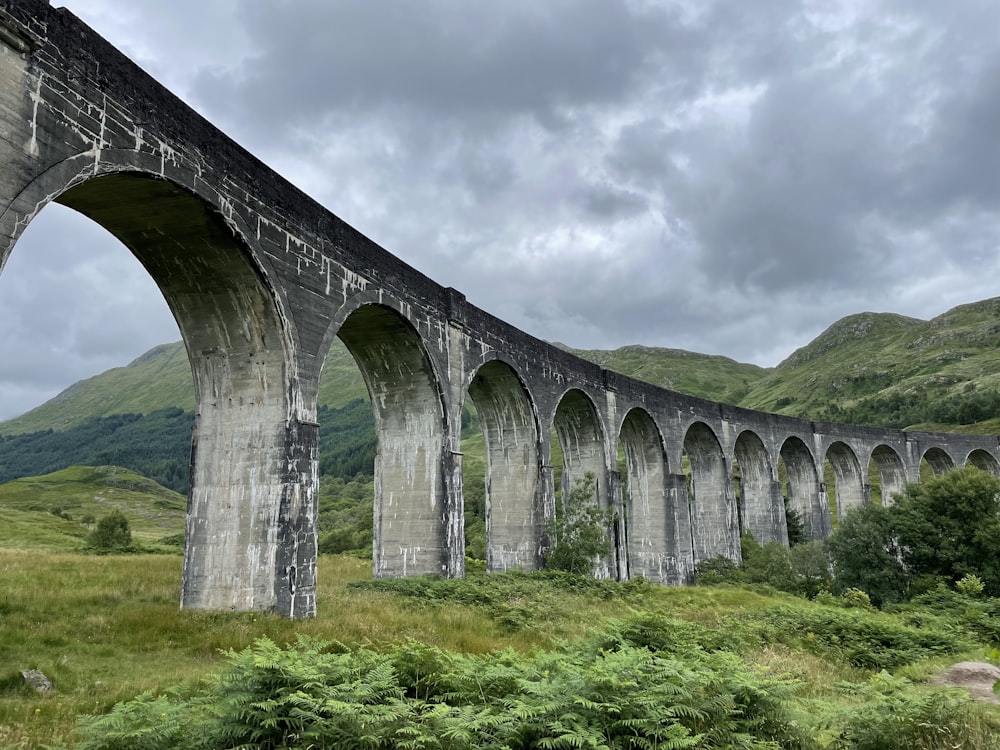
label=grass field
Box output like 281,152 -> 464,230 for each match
2,550 -> 1000,748
0,552 -> 622,748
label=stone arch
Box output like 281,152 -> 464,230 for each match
552,388 -> 607,494
967,449 -> 1000,476
779,437 -> 828,539
734,430 -> 785,545
922,446 -> 956,476
335,303 -> 451,578
869,444 -> 907,506
826,441 -> 865,523
552,388 -> 610,575
618,408 -> 681,583
465,357 -> 543,572
1,165 -> 309,615
683,421 -> 739,563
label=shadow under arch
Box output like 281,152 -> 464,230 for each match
734,430 -> 785,545
335,302 -> 452,578
779,436 -> 828,540
618,407 -> 685,583
967,449 -> 1000,476
683,421 -> 739,564
826,441 -> 865,523
922,446 -> 956,476
465,357 -> 543,572
3,170 -> 307,615
870,444 -> 907,506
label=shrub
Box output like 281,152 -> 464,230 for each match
73,632 -> 818,750
784,499 -> 808,547
696,535 -> 832,599
747,603 -> 967,669
693,554 -> 743,585
86,510 -> 132,552
841,588 -> 874,610
956,573 -> 985,598
829,671 -> 1000,749
894,467 -> 1000,595
826,501 -> 909,607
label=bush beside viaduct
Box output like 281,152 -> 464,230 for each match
1,0 -> 997,617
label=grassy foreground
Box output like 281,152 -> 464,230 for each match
2,551 -> 1000,748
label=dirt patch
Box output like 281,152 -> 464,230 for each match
931,661 -> 1000,704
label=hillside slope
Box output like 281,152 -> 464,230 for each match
0,338 -> 369,435
0,464 -> 185,549
740,298 -> 1000,432
5,296 -> 1000,441
1,337 -> 768,436
557,343 -> 768,404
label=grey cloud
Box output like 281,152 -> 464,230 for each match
6,0 -> 1000,422
197,1 -> 695,129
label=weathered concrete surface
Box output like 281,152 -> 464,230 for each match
2,0 -> 1000,618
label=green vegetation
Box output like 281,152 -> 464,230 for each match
7,301 -> 1000,744
71,628 -> 811,750
543,472 -> 612,574
4,551 -> 1000,748
0,408 -> 194,493
827,467 -> 1000,600
0,465 -> 185,549
740,299 -> 1000,431
7,465 -> 1000,746
85,510 -> 133,553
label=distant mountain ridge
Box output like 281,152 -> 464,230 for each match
741,298 -> 1000,433
5,296 -> 1000,440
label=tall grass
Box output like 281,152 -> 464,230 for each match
2,550 -> 999,748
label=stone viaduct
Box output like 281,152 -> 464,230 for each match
2,0 -> 999,617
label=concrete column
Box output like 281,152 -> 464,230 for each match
273,419 -> 320,618
539,463 -> 556,560
609,470 -> 628,581
666,473 -> 694,583
181,402 -> 305,615
444,449 -> 466,579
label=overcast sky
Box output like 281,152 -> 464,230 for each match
2,0 -> 1000,420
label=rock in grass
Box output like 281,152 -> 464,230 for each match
931,661 -> 1000,704
20,669 -> 53,694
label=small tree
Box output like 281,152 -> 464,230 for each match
825,501 -> 908,607
783,499 -> 808,547
88,510 -> 133,552
544,472 -> 611,575
788,540 -> 833,598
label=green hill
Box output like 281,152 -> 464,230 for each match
740,298 -> 1000,431
0,464 -> 186,550
0,342 -> 196,435
0,338 -> 369,436
557,343 -> 768,404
